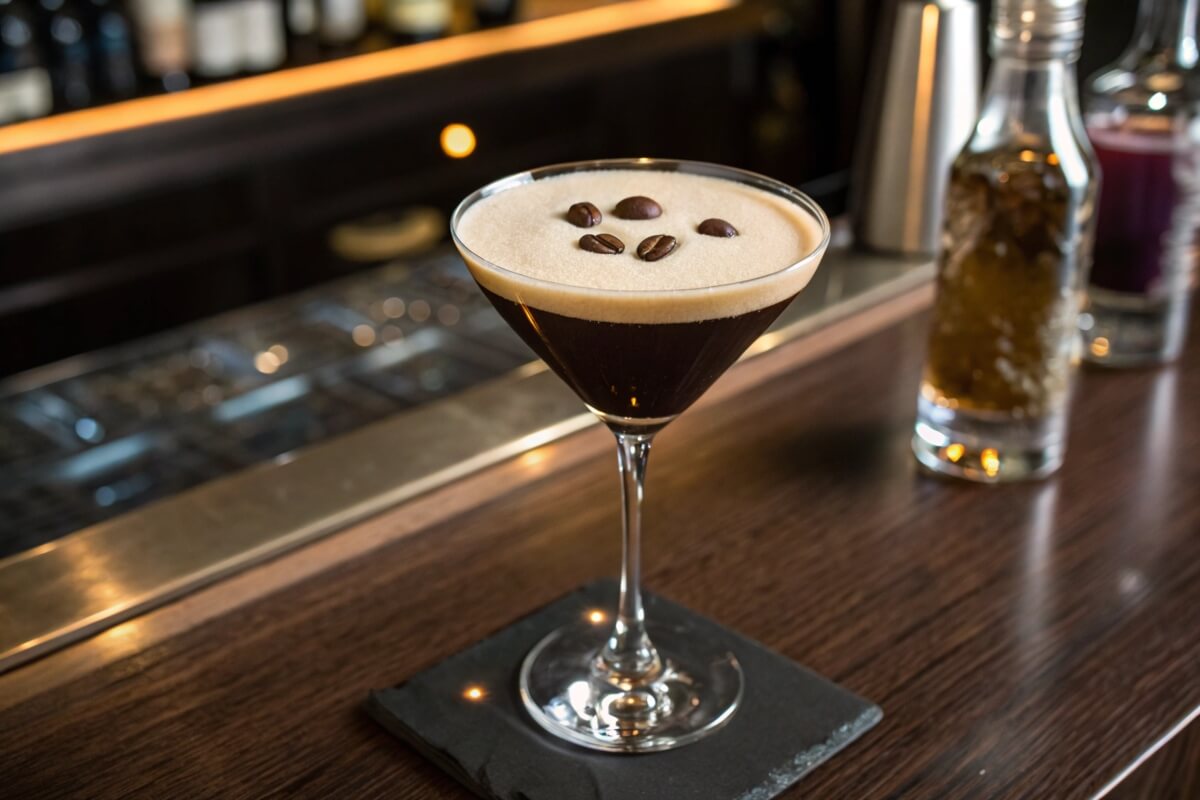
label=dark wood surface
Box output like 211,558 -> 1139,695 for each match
1111,720 -> 1200,800
2,305 -> 1199,798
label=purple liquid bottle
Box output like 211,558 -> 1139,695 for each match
1088,126 -> 1181,294
1081,0 -> 1200,366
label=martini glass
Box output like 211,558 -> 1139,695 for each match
451,159 -> 830,753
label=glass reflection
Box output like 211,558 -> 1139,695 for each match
1113,367 -> 1180,602
1015,481 -> 1061,675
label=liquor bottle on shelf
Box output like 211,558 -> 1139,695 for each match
38,0 -> 94,108
474,0 -> 516,28
0,0 -> 53,123
284,0 -> 321,64
127,0 -> 190,93
191,0 -> 241,80
912,0 -> 1099,482
82,0 -> 138,100
318,0 -> 366,50
383,0 -> 451,44
1081,0 -> 1200,366
239,0 -> 286,73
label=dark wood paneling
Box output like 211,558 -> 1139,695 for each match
0,178 -> 252,290
2,303 -> 1197,798
0,248 -> 265,374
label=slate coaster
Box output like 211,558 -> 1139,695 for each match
367,580 -> 882,800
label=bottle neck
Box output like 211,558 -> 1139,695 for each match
1132,0 -> 1200,68
976,56 -> 1084,148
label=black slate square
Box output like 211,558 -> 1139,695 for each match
367,580 -> 882,800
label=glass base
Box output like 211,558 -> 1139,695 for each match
519,619 -> 743,753
587,406 -> 676,436
1081,287 -> 1191,367
913,394 -> 1064,483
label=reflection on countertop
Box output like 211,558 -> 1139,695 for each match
0,253 -> 531,559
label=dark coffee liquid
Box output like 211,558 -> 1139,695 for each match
480,287 -> 792,419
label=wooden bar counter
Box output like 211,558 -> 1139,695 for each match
1,296 -> 1198,798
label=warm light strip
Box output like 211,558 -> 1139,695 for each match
0,0 -> 733,157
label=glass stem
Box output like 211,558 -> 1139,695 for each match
601,431 -> 661,681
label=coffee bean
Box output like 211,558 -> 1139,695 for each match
567,202 -> 602,228
637,234 -> 678,262
698,218 -> 738,237
614,196 -> 663,220
580,233 -> 625,254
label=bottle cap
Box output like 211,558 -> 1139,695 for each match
993,0 -> 1087,60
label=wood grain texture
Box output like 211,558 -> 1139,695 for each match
1,305 -> 1198,799
1108,718 -> 1200,800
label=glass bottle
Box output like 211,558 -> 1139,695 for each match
1081,0 -> 1199,366
39,0 -> 95,109
239,0 -> 287,74
127,0 -> 191,94
0,0 -> 54,123
191,0 -> 242,81
913,0 -> 1099,482
284,0 -> 321,65
82,0 -> 139,101
318,0 -> 366,50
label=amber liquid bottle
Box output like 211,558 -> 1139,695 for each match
912,0 -> 1099,482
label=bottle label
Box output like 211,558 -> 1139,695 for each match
288,0 -> 319,35
240,0 -> 287,71
386,0 -> 451,34
192,2 -> 243,77
130,0 -> 190,73
0,68 -> 53,124
129,0 -> 189,26
321,0 -> 368,42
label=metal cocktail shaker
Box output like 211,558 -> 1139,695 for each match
851,0 -> 981,255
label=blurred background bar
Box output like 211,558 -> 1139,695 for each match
0,0 -> 847,376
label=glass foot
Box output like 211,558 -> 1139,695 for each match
519,619 -> 743,753
1080,289 -> 1190,368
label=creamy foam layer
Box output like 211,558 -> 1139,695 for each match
454,169 -> 826,323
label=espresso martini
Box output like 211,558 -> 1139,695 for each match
451,161 -> 829,754
454,168 -> 825,425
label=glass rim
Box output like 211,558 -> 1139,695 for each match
449,157 -> 832,299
